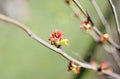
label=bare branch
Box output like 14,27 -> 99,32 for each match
102,44 -> 120,68
85,3 -> 120,50
108,0 -> 120,42
90,0 -> 112,37
0,14 -> 119,79
71,0 -> 120,50
72,0 -> 87,16
66,0 -> 120,74
0,14 -> 95,69
89,0 -> 120,68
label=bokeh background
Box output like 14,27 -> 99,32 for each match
0,0 -> 119,79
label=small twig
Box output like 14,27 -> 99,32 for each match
108,38 -> 120,50
102,44 -> 120,68
72,0 -> 87,16
90,0 -> 112,37
0,14 -> 93,69
69,2 -> 83,20
0,14 -> 119,79
66,0 -> 120,74
111,47 -> 120,68
108,0 -> 120,42
89,0 -> 120,68
68,0 -> 103,36
89,31 -> 99,42
0,14 -> 95,68
71,0 -> 120,50
64,0 -> 120,78
86,8 -> 120,50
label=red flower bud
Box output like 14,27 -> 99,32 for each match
98,61 -> 112,76
48,30 -> 68,48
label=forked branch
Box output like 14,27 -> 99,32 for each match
0,13 -> 120,79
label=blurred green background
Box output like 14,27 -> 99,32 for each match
0,0 -> 119,79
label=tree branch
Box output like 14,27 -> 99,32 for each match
71,0 -> 120,50
72,0 -> 87,16
108,0 -> 120,42
89,0 -> 120,68
90,0 -> 112,38
0,14 -> 119,79
65,0 -> 120,77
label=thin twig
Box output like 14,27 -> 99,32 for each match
102,44 -> 120,68
69,2 -> 83,20
67,0 -> 103,36
90,0 -> 120,68
72,0 -> 87,16
111,46 -> 120,68
87,12 -> 120,50
67,0 -> 120,76
0,14 -> 95,68
71,0 -> 120,50
65,0 -> 120,78
108,0 -> 120,42
90,0 -> 112,37
0,14 -> 119,79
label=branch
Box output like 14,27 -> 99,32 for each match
108,0 -> 120,42
65,0 -> 120,76
71,0 -> 120,50
90,0 -> 112,38
0,14 -> 95,68
72,0 -> 87,16
0,14 -> 119,79
89,0 -> 120,68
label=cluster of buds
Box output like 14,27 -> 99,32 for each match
67,61 -> 80,74
48,30 -> 68,48
89,60 -> 112,76
80,18 -> 92,32
99,34 -> 109,43
97,61 -> 112,76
